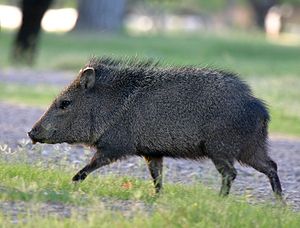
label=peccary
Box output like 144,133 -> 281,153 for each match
28,57 -> 282,197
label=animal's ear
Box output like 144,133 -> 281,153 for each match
80,67 -> 96,89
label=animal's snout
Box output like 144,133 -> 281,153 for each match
28,127 -> 39,144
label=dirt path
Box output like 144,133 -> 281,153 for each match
0,69 -> 74,86
1,70 -> 300,215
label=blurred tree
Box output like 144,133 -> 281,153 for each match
280,0 -> 300,4
75,0 -> 127,32
248,0 -> 278,29
12,0 -> 53,64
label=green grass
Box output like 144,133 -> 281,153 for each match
0,83 -> 59,107
0,163 -> 300,227
1,31 -> 300,76
0,163 -> 154,204
249,77 -> 300,136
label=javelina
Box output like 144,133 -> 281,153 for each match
28,57 -> 282,197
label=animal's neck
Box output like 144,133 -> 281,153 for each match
90,92 -> 137,145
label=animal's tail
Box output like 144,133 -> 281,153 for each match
254,98 -> 270,139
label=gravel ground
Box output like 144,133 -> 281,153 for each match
0,69 -> 74,86
1,70 -> 300,218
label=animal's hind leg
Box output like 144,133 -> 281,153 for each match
211,157 -> 237,196
242,153 -> 282,198
144,156 -> 163,193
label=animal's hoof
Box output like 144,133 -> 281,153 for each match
275,194 -> 286,204
72,172 -> 87,182
72,175 -> 80,182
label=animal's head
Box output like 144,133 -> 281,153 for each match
28,57 -> 154,145
28,66 -> 113,145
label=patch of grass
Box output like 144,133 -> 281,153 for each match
0,83 -> 59,107
1,31 -> 299,76
249,77 -> 300,136
0,163 -> 300,227
0,163 -> 155,204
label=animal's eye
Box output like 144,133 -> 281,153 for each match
59,100 -> 71,110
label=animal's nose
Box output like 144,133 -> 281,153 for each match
28,128 -> 38,144
28,128 -> 36,137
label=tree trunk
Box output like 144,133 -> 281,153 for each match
248,0 -> 278,29
12,0 -> 53,64
75,0 -> 126,32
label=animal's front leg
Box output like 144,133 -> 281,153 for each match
72,149 -> 116,182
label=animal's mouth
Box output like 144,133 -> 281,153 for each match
28,131 -> 45,144
28,128 -> 57,145
28,129 -> 66,145
29,137 -> 46,144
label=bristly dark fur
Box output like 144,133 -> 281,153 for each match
87,56 -> 160,71
85,56 -> 250,92
84,57 -> 270,122
85,56 -> 161,88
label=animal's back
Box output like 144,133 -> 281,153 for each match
131,67 -> 268,159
